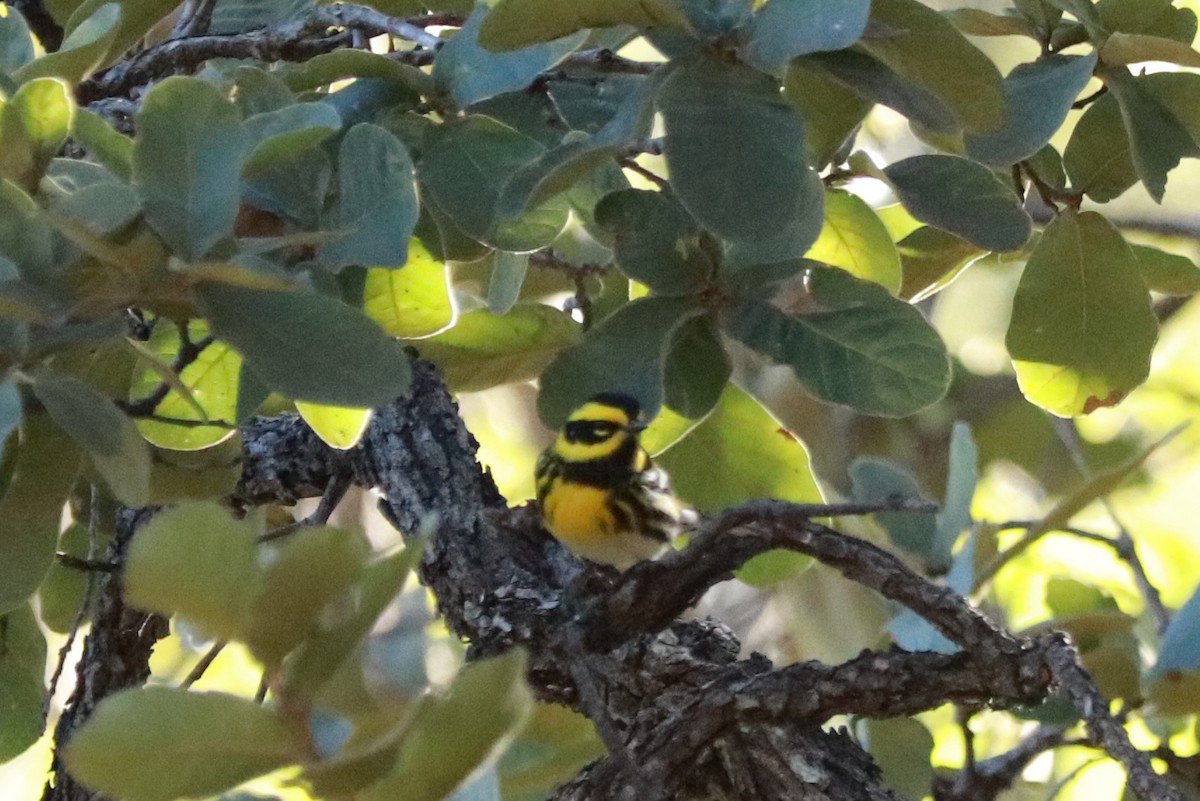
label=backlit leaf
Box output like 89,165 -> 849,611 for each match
362,241 -> 455,338
1007,210 -> 1156,417
805,189 -> 901,294
0,78 -> 74,192
15,3 -> 119,84
0,605 -> 46,761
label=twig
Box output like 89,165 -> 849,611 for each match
1043,635 -> 1183,801
620,158 -> 668,188
171,0 -> 220,39
257,472 -> 351,543
120,323 -> 215,418
54,553 -> 120,573
1071,86 -> 1107,109
181,641 -> 227,688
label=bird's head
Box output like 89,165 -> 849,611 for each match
554,392 -> 647,462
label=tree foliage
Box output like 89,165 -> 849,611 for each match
1,0 -> 1200,800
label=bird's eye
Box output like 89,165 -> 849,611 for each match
592,424 -> 613,439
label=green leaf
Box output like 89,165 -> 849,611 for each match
801,50 -> 958,134
198,283 -> 412,407
45,160 -> 140,235
129,322 -> 242,451
0,77 -> 74,192
965,54 -> 1096,167
0,381 -> 19,451
64,686 -> 299,801
1062,91 -> 1135,202
499,704 -> 603,801
658,56 -> 813,243
319,123 -> 418,269
1007,210 -> 1157,417
0,9 -> 35,73
133,76 -> 247,260
420,116 -> 569,252
70,109 -> 133,182
487,251 -> 529,316
862,718 -> 935,801
64,0 -> 179,67
295,402 -> 372,450
943,8 -> 1038,38
1130,243 -> 1200,295
0,408 -> 82,614
281,542 -> 424,704
782,61 -> 872,168
897,226 -> 985,302
0,605 -> 46,762
1098,0 -> 1197,42
725,266 -> 951,416
861,0 -> 1006,133
15,3 -> 119,84
33,372 -> 150,506
242,526 -> 370,664
207,0 -> 314,34
362,240 -> 455,338
884,155 -> 1032,251
435,6 -> 587,106
658,385 -> 820,585
415,303 -> 581,394
1103,68 -> 1199,203
1101,32 -> 1200,68
0,179 -> 54,281
538,296 -> 704,426
232,66 -> 294,116
282,49 -> 428,98
146,440 -> 243,503
661,313 -> 730,420
934,422 -> 977,571
594,189 -> 714,296
805,189 -> 901,294
362,650 -> 532,801
125,501 -> 259,639
850,458 -> 937,558
241,102 -> 341,175
742,0 -> 869,73
478,0 -> 689,50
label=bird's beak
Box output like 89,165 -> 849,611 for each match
628,419 -> 648,433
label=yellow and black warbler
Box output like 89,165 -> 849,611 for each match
536,393 -> 693,569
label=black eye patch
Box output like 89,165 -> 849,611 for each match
564,420 -> 620,444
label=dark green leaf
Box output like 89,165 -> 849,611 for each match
897,226 -> 986,302
1062,91 -> 1135,202
658,385 -> 820,585
965,54 -> 1097,166
0,409 -> 82,614
244,146 -> 332,229
1097,0 -> 1197,43
64,686 -> 299,801
662,313 -> 729,419
725,266 -> 951,416
208,0 -> 314,34
547,74 -> 646,134
478,0 -> 689,51
0,605 -> 46,761
1130,243 -> 1200,295
283,50 -> 428,99
1006,210 -> 1157,416
679,0 -> 752,40
420,116 -> 569,252
782,61 -> 872,168
884,155 -> 1032,251
850,458 -> 936,557
63,0 -> 179,70
415,303 -> 581,393
538,295 -> 705,425
1103,67 -> 1199,203
743,0 -> 870,73
862,0 -> 1006,133
801,50 -> 958,133
720,168 -> 825,268
133,76 -> 247,260
33,372 -> 150,506
232,66 -> 294,116
319,123 -> 418,269
197,283 -> 412,407
361,650 -> 532,801
124,501 -> 259,640
594,189 -> 713,295
658,56 -> 811,242
241,102 -> 341,175
0,77 -> 74,192
435,6 -> 587,106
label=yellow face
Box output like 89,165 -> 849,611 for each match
552,400 -> 642,463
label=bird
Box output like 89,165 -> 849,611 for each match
535,392 -> 693,569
